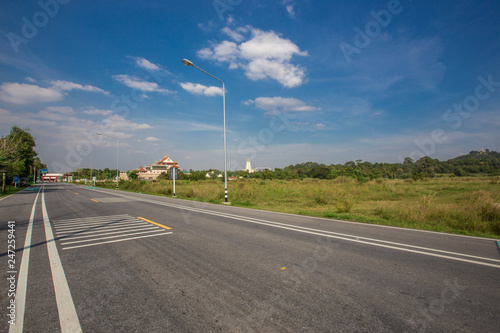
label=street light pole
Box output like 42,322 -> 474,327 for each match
182,59 -> 228,203
96,132 -> 120,189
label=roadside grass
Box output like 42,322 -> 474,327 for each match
0,185 -> 24,197
89,176 -> 500,238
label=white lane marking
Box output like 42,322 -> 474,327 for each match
211,212 -> 500,263
85,185 -> 500,241
57,224 -> 157,239
53,214 -> 132,225
54,219 -> 142,231
61,229 -> 167,246
52,214 -> 172,250
9,187 -> 41,333
104,192 -> 500,268
42,187 -> 82,332
62,232 -> 172,250
73,187 -> 500,268
53,217 -> 134,227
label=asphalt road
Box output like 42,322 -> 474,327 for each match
1,183 -> 499,332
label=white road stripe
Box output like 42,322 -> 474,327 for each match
61,229 -> 167,246
57,224 -> 157,239
110,193 -> 500,268
55,213 -> 132,221
9,187 -> 41,333
42,187 -> 82,333
62,232 -> 172,250
53,215 -> 134,226
54,219 -> 145,232
60,225 -> 159,241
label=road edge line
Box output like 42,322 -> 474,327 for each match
42,186 -> 83,333
9,187 -> 41,333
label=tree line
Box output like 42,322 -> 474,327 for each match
75,150 -> 500,183
0,126 -> 45,183
183,150 -> 500,182
252,150 -> 500,181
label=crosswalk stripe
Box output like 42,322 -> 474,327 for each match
52,214 -> 172,250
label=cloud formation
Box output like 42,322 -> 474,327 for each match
179,82 -> 223,96
113,74 -> 174,94
198,27 -> 308,88
245,96 -> 319,113
0,79 -> 109,104
145,136 -> 162,142
0,82 -> 63,104
49,80 -> 109,94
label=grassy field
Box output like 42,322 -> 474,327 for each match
92,176 -> 500,238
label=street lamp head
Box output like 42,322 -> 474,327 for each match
182,59 -> 194,67
96,132 -> 102,135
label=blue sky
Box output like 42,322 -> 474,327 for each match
1,0 -> 499,172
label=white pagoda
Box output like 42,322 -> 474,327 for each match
244,158 -> 254,173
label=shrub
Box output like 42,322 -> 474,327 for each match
336,195 -> 354,213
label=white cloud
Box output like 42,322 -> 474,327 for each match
0,82 -> 63,104
198,27 -> 308,88
129,56 -> 173,77
133,57 -> 159,71
44,106 -> 75,115
102,114 -> 152,131
49,80 -> 109,94
281,0 -> 296,18
245,97 -> 319,113
238,29 -> 307,61
180,82 -> 223,96
145,136 -> 162,142
25,77 -> 36,83
221,27 -> 248,42
113,74 -> 175,94
287,121 -> 327,131
0,78 -> 109,104
82,108 -> 114,116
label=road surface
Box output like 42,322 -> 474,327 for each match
1,183 -> 499,332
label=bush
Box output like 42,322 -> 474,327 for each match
336,195 -> 354,213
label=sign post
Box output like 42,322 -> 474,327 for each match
0,169 -> 6,193
170,167 -> 178,197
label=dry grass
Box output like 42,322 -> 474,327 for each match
94,177 -> 500,238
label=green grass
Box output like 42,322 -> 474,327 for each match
0,185 -> 25,197
86,177 -> 500,238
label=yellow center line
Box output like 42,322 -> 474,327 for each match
75,193 -> 79,195
137,217 -> 172,230
91,199 -> 99,203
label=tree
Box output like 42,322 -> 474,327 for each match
128,170 -> 139,181
0,126 -> 38,178
157,172 -> 169,181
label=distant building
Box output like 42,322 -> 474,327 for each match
42,173 -> 64,182
128,155 -> 180,181
244,158 -> 254,173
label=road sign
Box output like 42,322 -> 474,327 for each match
42,169 -> 49,173
169,168 -> 178,180
13,176 -> 20,182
